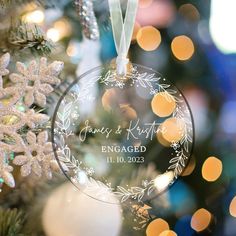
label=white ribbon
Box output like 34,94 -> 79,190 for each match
108,0 -> 138,76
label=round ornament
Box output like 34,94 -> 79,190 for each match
52,62 -> 194,204
42,183 -> 122,236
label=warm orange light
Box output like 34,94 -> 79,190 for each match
137,26 -> 161,51
151,92 -> 176,117
202,156 -> 222,182
161,117 -> 185,143
159,230 -> 177,236
120,104 -> 137,120
146,218 -> 169,236
229,196 -> 236,217
154,172 -> 174,192
139,0 -> 153,8
179,4 -> 200,21
171,35 -> 194,61
54,19 -> 72,38
157,131 -> 171,147
47,28 -> 60,42
101,89 -> 118,111
23,9 -> 45,24
182,156 -> 196,176
191,208 -> 212,232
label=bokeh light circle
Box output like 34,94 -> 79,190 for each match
191,208 -> 212,232
202,156 -> 223,182
137,26 -> 161,51
179,4 -> 200,21
146,218 -> 169,236
229,196 -> 236,217
171,35 -> 195,61
159,230 -> 177,236
151,92 -> 176,117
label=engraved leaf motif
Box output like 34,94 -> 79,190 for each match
148,185 -> 156,196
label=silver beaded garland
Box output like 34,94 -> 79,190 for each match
75,0 -> 100,40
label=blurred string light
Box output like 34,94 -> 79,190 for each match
179,4 -> 200,22
54,19 -> 72,38
139,0 -> 153,9
137,26 -> 161,51
47,28 -> 60,42
229,196 -> 236,217
157,131 -> 171,147
154,171 -> 174,192
47,18 -> 71,42
191,208 -> 212,232
146,218 -> 169,236
181,156 -> 196,176
159,230 -> 177,236
102,88 -> 118,112
66,41 -> 80,58
171,35 -> 195,61
151,92 -> 176,117
210,0 -> 236,53
119,104 -> 137,120
22,9 -> 45,24
202,156 -> 223,182
161,118 -> 185,143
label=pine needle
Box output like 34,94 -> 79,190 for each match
6,21 -> 53,55
0,0 -> 48,8
0,207 -> 26,236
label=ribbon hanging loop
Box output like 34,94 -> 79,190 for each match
108,0 -> 138,76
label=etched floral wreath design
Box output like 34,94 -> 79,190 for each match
53,66 -> 193,203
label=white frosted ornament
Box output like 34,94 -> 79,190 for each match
42,183 -> 122,236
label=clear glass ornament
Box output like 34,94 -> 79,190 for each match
52,63 -> 194,204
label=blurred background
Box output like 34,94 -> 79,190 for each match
0,0 -> 236,235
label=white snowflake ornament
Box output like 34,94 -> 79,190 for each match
0,53 -> 64,191
0,151 -> 15,188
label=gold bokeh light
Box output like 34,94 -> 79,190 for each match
159,230 -> 177,236
137,26 -> 161,51
146,218 -> 169,236
119,104 -> 137,120
23,9 -> 45,24
229,196 -> 236,217
182,156 -> 196,176
161,117 -> 185,143
101,89 -> 118,112
202,156 -> 222,182
179,4 -> 200,21
54,19 -> 72,38
46,28 -> 60,42
191,208 -> 212,232
171,35 -> 194,61
151,92 -> 176,117
156,130 -> 171,147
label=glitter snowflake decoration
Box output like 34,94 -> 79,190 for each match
0,53 -> 64,191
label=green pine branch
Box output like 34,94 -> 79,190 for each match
3,21 -> 54,55
0,0 -> 51,8
0,207 -> 26,236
